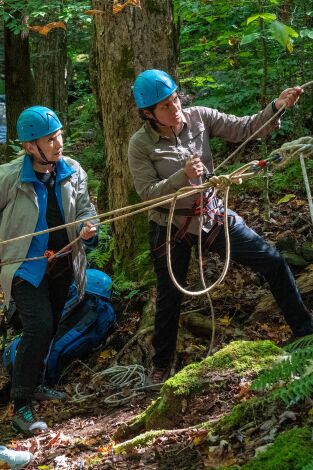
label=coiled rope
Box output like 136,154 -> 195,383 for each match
60,361 -> 153,405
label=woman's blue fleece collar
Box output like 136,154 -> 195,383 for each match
21,155 -> 76,183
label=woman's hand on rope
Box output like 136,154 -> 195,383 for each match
184,154 -> 204,179
80,221 -> 97,240
275,86 -> 304,109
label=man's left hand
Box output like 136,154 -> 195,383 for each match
275,86 -> 304,109
80,222 -> 97,240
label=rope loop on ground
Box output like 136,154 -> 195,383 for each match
67,363 -> 147,406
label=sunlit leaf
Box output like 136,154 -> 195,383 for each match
193,435 -> 206,445
113,0 -> 141,14
247,13 -> 276,25
228,36 -> 238,46
283,24 -> 299,38
29,22 -> 66,36
277,194 -> 296,204
219,315 -> 232,326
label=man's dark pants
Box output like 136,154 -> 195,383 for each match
149,212 -> 313,369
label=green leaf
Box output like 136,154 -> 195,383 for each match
240,32 -> 260,45
277,194 -> 296,204
270,20 -> 298,52
283,24 -> 299,38
246,14 -> 261,25
300,28 -> 313,39
246,13 -> 276,25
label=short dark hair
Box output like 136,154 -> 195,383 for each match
138,105 -> 158,129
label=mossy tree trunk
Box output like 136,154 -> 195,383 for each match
92,0 -> 178,276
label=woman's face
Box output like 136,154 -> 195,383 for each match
26,130 -> 63,163
152,92 -> 182,127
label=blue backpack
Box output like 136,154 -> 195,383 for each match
3,270 -> 116,384
45,293 -> 116,384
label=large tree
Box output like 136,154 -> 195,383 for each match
31,1 -> 68,126
4,1 -> 34,152
92,0 -> 178,276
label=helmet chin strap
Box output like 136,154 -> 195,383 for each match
150,112 -> 179,146
35,143 -> 56,169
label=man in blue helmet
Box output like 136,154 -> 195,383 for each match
0,106 -> 98,434
128,69 -> 313,387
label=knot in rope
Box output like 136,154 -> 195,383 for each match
210,174 -> 233,190
270,136 -> 313,168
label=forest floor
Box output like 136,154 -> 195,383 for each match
0,190 -> 313,470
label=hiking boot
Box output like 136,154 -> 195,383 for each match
34,384 -> 66,401
0,446 -> 34,470
12,406 -> 48,435
145,367 -> 171,390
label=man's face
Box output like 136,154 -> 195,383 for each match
26,129 -> 63,163
152,92 -> 182,127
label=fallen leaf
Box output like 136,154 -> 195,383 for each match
277,194 -> 296,204
218,315 -> 232,326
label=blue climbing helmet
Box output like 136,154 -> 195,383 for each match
133,69 -> 178,109
17,106 -> 62,142
2,336 -> 20,374
85,269 -> 113,299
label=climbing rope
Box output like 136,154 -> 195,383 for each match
0,167 -> 257,267
269,136 -> 313,166
62,361 -> 150,406
165,161 -> 259,297
216,79 -> 313,171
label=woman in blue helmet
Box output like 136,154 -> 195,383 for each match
128,69 -> 313,386
0,106 -> 98,434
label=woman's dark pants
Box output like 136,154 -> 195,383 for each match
10,263 -> 73,401
149,214 -> 313,369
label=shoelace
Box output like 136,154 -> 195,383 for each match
17,406 -> 34,423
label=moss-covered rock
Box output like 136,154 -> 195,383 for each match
241,426 -> 313,469
217,396 -> 265,433
116,341 -> 282,440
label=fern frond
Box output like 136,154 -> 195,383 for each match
252,353 -> 311,391
284,334 -> 313,353
270,373 -> 313,406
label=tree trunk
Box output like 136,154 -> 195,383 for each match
93,0 -> 178,276
4,6 -> 34,156
31,1 -> 68,127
